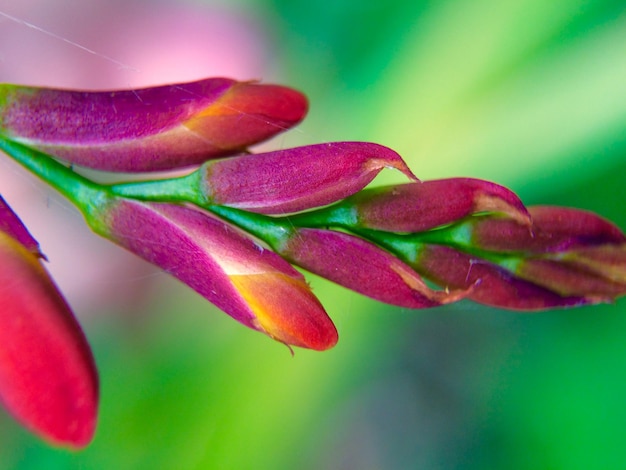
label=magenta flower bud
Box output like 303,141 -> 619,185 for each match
331,179 -> 530,232
413,244 -> 591,310
276,227 -> 467,308
410,206 -> 626,309
464,206 -> 625,253
0,78 -> 308,172
0,197 -> 98,447
92,198 -> 337,350
200,142 -> 417,214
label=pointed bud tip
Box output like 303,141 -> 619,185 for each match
261,320 -> 339,351
42,414 -> 97,449
204,81 -> 309,126
234,82 -> 309,125
231,272 -> 338,351
361,143 -> 418,181
0,196 -> 44,256
182,81 -> 309,156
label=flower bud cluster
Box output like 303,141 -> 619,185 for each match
1,77 -> 624,448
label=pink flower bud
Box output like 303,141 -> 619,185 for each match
336,179 -> 530,232
467,206 -> 625,253
201,142 -> 417,214
277,227 -> 467,308
0,78 -> 308,172
94,199 -> 337,350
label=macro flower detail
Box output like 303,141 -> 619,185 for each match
0,197 -> 98,448
402,206 -> 626,309
0,78 -> 308,172
89,197 -> 337,350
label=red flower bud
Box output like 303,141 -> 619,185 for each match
0,197 -> 98,447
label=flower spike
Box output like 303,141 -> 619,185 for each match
0,78 -> 308,172
2,72 -> 626,452
0,197 -> 98,447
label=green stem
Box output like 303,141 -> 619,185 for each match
355,227 -> 521,268
286,202 -> 357,228
0,136 -> 108,215
207,205 -> 295,250
108,170 -> 206,206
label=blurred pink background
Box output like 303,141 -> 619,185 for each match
0,0 -> 271,314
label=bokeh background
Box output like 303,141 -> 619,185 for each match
2,0 -> 626,468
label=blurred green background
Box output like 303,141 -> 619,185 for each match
2,0 -> 626,468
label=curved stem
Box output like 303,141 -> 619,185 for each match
285,202 -> 357,228
108,170 -> 206,206
355,227 -> 520,268
0,136 -> 108,217
207,205 -> 295,250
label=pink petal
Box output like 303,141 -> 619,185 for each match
0,78 -> 308,171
